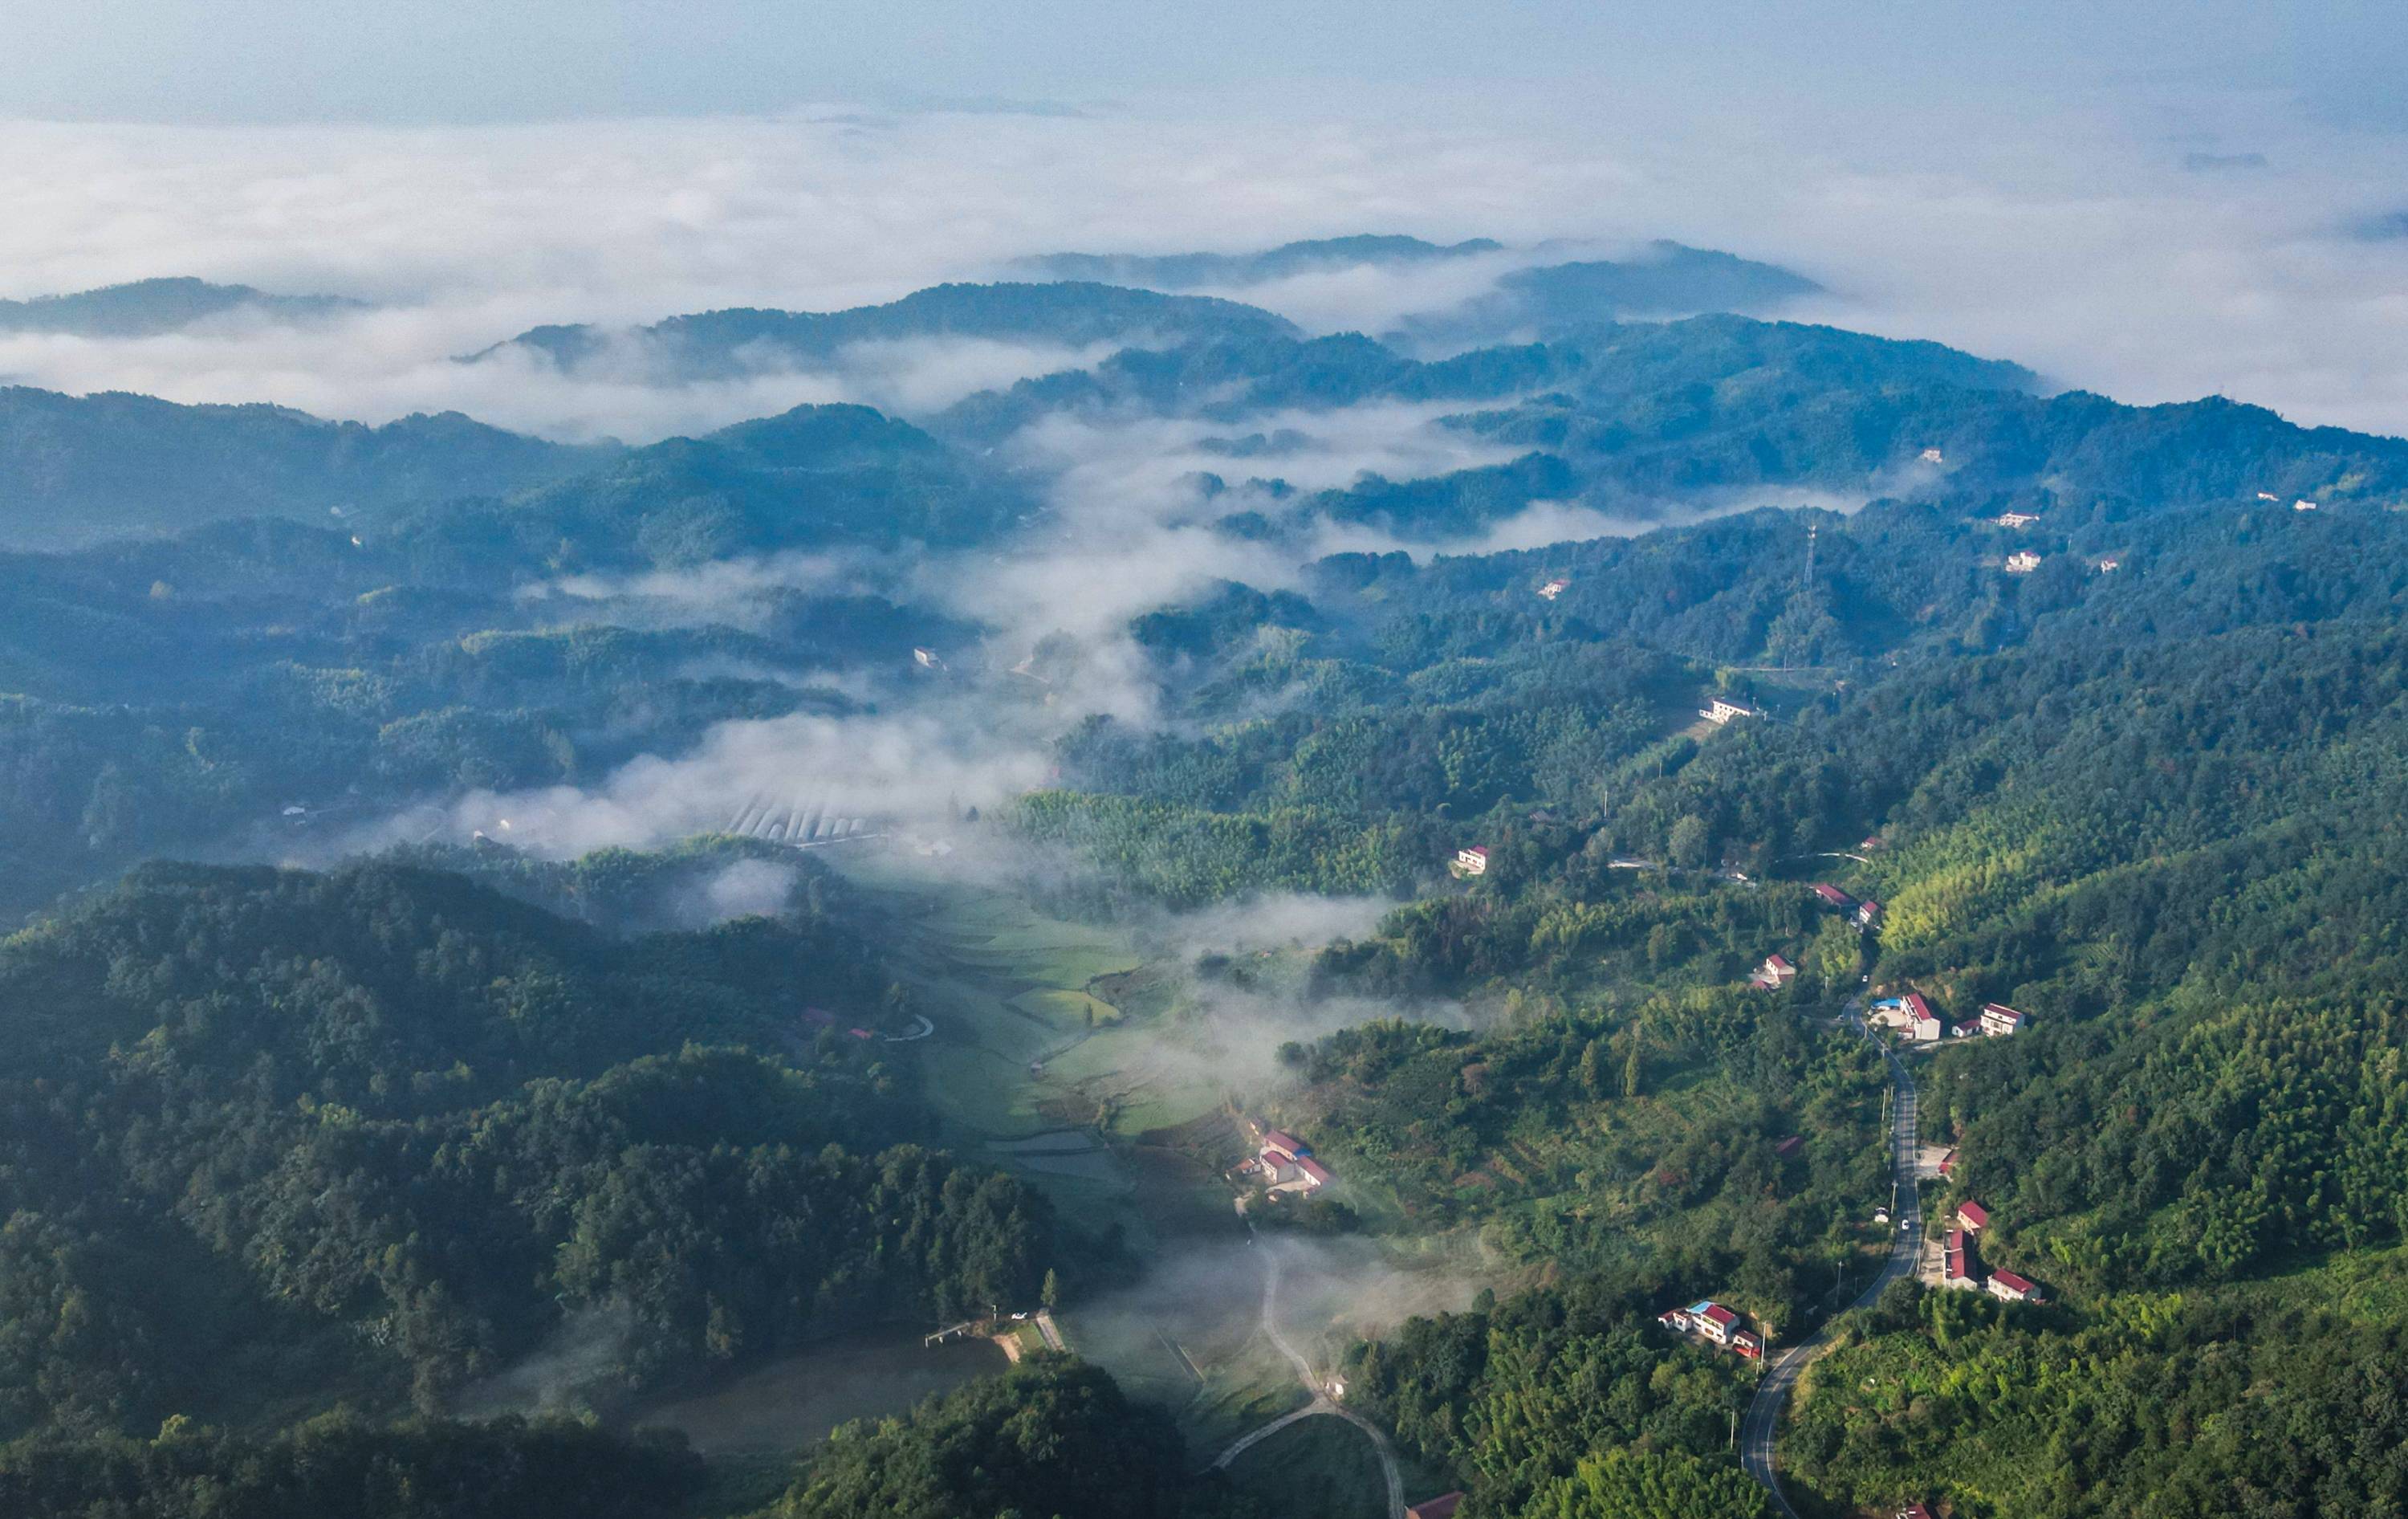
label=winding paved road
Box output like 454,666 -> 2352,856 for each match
1740,1003 -> 1921,1517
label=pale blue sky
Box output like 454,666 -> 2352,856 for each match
7,1 -> 2406,128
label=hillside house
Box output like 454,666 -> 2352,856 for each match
1261,1130 -> 1310,1164
1958,1199 -> 1991,1232
1995,511 -> 2040,528
1732,1330 -> 1763,1359
913,646 -> 943,669
1950,1017 -> 1983,1039
1697,1301 -> 1739,1345
2004,551 -> 2043,573
1874,992 -> 1939,1040
1812,883 -> 1856,910
1537,578 -> 1569,600
1938,1148 -> 1957,1179
1856,898 -> 1883,928
1405,1494 -> 1465,1519
1751,954 -> 1798,990
1279,1156 -> 1332,1195
1773,1134 -> 1806,1159
2257,491 -> 2280,502
1987,1268 -> 2044,1302
1899,1505 -> 1935,1519
2097,557 -> 2121,572
1979,1002 -> 2026,1037
1701,697 -> 1759,724
2296,499 -> 2320,511
1452,845 -> 1490,878
1660,1300 -> 1750,1352
1920,447 -> 1946,464
1942,1228 -> 1977,1289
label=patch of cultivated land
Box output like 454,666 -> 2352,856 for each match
1224,1415 -> 1389,1519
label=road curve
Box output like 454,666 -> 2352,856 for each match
1739,1004 -> 1921,1517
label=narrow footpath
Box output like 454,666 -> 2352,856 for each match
1739,1002 -> 1921,1517
1208,1226 -> 1405,1519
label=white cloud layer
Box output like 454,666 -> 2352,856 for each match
0,96 -> 2402,437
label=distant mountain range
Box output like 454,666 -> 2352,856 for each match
464,281 -> 1296,381
1014,234 -> 1824,348
1385,242 -> 1825,348
1011,234 -> 1507,288
0,276 -> 368,337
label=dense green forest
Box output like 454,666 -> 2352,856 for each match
0,861 -> 1050,1439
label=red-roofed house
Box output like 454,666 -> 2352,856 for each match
1773,1134 -> 1806,1159
1958,1200 -> 1991,1232
1942,1228 -> 1976,1289
1979,1002 -> 2027,1037
1698,1302 -> 1739,1345
1453,845 -> 1491,878
1261,1130 -> 1309,1162
1733,1330 -> 1763,1359
1406,1494 -> 1465,1519
1938,1149 -> 1957,1179
1291,1156 -> 1332,1192
1752,954 -> 1798,990
1950,1017 -> 1983,1039
1812,883 -> 1856,910
1987,1269 -> 2043,1303
1898,992 -> 1942,1043
1897,1505 -> 1934,1519
1856,898 -> 1883,928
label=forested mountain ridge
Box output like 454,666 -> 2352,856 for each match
0,858 -> 1051,1438
0,386 -> 608,549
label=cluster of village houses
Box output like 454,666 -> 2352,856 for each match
1233,1122 -> 1333,1196
1866,992 -> 2027,1045
1935,1155 -> 2044,1302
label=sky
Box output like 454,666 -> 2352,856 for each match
2,2 -> 2407,438
8,3 -> 2408,130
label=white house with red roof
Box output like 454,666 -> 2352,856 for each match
1958,1199 -> 1991,1232
1659,1299 -> 1752,1355
1751,954 -> 1798,990
1537,578 -> 1569,600
1987,1268 -> 2043,1303
1701,697 -> 1759,725
1855,898 -> 1883,928
1452,845 -> 1490,878
1812,883 -> 1855,910
1979,1002 -> 2027,1037
1696,1301 -> 1740,1345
